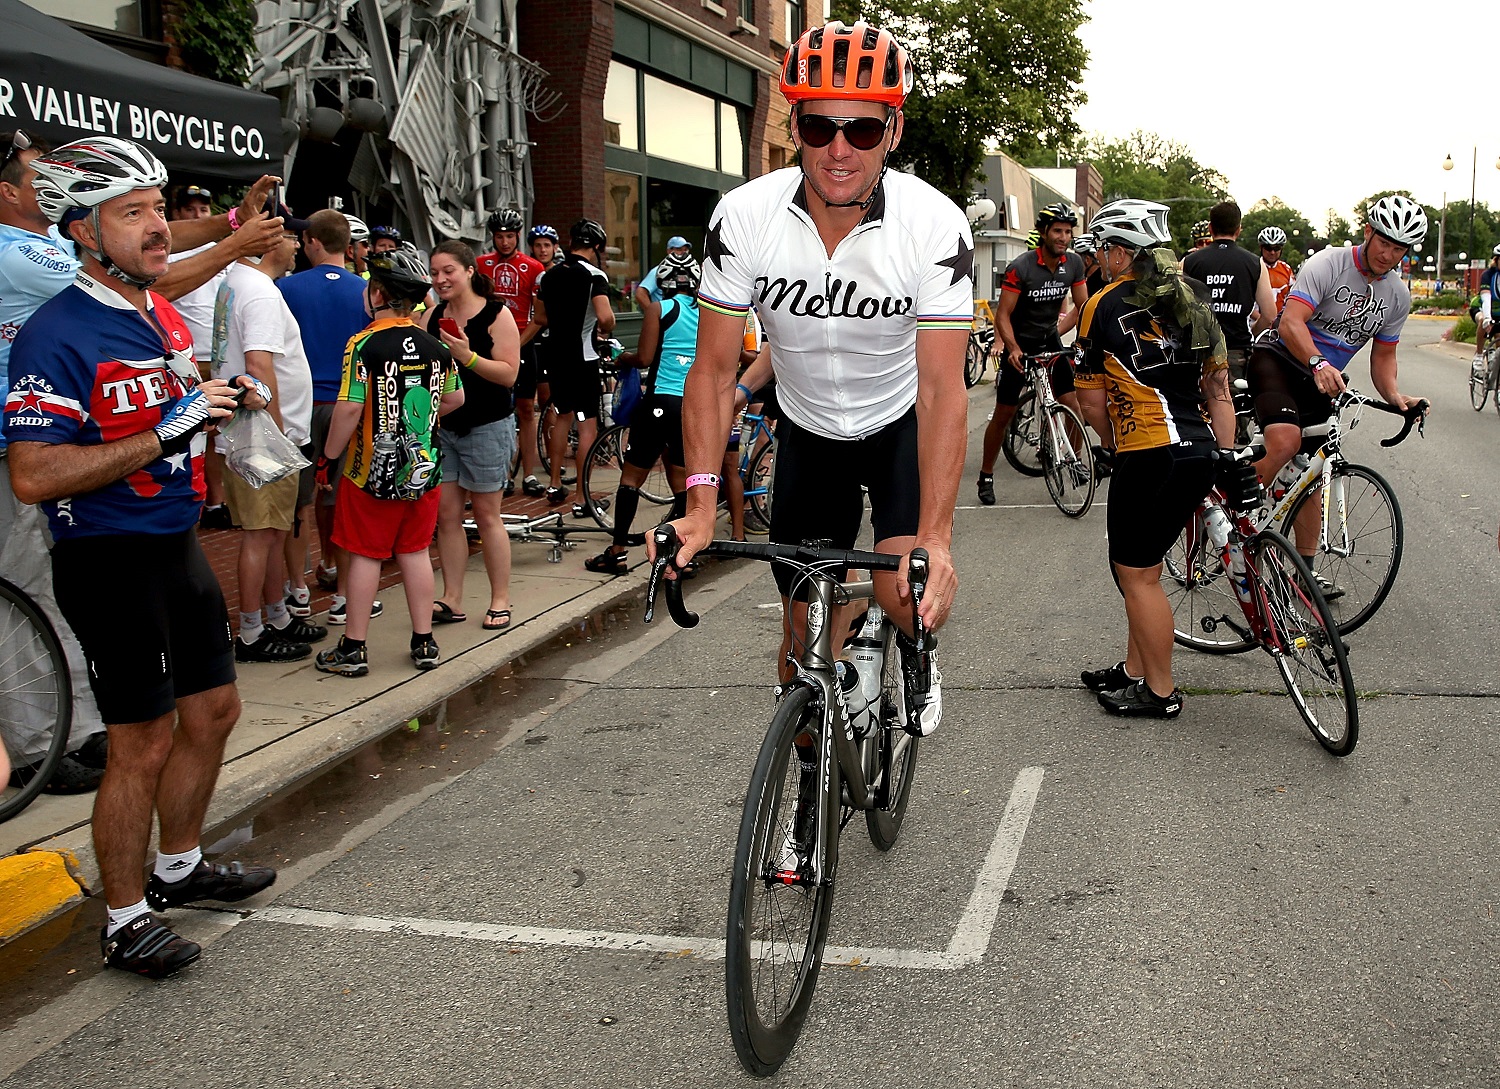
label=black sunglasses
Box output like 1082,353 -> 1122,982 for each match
796,113 -> 890,151
1,130 -> 32,173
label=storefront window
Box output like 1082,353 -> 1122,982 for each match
720,103 -> 745,177
643,74 -> 717,173
604,170 -> 642,309
603,61 -> 639,150
30,0 -> 142,35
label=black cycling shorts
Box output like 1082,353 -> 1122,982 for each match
751,380 -> 779,422
1247,347 -> 1333,438
548,358 -> 602,419
768,406 -> 921,598
995,338 -> 1072,406
514,342 -> 539,401
623,394 -> 685,470
1106,444 -> 1215,568
51,529 -> 236,724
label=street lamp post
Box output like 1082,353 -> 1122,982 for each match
1444,149 -> 1500,292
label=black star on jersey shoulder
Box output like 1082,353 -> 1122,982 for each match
936,235 -> 973,286
704,220 -> 735,272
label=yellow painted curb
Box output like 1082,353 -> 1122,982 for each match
0,850 -> 86,942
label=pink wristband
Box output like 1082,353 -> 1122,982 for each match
227,207 -> 241,231
686,473 -> 721,490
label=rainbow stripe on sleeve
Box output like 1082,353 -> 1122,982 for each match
698,292 -> 752,318
916,314 -> 974,331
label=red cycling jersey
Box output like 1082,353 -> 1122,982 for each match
477,250 -> 544,327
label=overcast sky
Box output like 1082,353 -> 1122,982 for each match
1075,1 -> 1500,236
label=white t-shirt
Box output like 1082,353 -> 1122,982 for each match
211,262 -> 313,446
697,168 -> 974,440
166,242 -> 227,363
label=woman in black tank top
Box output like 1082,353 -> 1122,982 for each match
421,241 -> 521,630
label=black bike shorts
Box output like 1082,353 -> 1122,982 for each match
995,337 -> 1071,406
1247,347 -> 1333,437
768,406 -> 920,598
548,358 -> 603,419
51,529 -> 236,724
514,342 -> 539,401
623,394 -> 685,471
1107,444 -> 1214,568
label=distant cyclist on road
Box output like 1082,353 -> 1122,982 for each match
655,19 -> 972,736
1470,246 -> 1500,375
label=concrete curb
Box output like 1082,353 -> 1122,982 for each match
0,850 -> 85,942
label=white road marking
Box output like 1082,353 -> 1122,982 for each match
956,503 -> 1107,510
250,767 -> 1046,972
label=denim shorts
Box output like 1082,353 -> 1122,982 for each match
438,416 -> 516,493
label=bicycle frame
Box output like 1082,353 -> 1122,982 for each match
1025,350 -> 1085,466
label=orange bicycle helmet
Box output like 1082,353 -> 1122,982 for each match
780,21 -> 913,109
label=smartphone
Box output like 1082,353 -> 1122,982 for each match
439,318 -> 462,340
263,182 -> 282,218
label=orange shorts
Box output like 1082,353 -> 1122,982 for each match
332,485 -> 440,560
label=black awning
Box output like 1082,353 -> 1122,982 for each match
0,0 -> 282,182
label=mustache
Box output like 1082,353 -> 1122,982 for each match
142,231 -> 170,250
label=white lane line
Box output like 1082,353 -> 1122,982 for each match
956,503 -> 1107,510
946,766 -> 1047,963
251,766 -> 1046,972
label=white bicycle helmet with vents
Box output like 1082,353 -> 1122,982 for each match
1366,194 -> 1426,247
344,214 -> 370,243
1257,226 -> 1287,247
1089,199 -> 1172,250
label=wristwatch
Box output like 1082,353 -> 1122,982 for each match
1308,355 -> 1330,372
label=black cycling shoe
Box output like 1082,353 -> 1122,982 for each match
1081,661 -> 1137,693
546,487 -> 569,506
101,913 -> 201,979
1097,680 -> 1183,719
146,859 -> 278,910
977,474 -> 996,506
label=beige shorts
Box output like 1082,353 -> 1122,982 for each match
223,468 -> 298,531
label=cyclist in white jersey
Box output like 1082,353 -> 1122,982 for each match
652,20 -> 972,736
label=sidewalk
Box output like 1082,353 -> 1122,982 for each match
0,485 -> 655,942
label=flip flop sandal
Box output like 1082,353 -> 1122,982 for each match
432,601 -> 467,624
483,609 -> 512,630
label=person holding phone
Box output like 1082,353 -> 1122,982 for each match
420,240 -> 521,630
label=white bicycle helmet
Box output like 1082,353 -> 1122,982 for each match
344,214 -> 370,243
1491,243 -> 1500,257
1366,194 -> 1427,247
1258,226 -> 1287,247
1072,235 -> 1096,257
1089,199 -> 1172,250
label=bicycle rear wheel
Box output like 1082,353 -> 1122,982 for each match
865,622 -> 920,851
0,577 -> 73,823
964,333 -> 987,388
1471,371 -> 1488,411
1040,403 -> 1095,517
1002,389 -> 1044,477
1249,530 -> 1358,756
745,439 -> 775,532
1279,463 -> 1402,636
726,685 -> 837,1076
1162,509 -> 1255,654
578,424 -> 673,543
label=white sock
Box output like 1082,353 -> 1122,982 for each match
106,898 -> 152,936
154,846 -> 202,883
266,600 -> 290,627
239,611 -> 263,643
332,594 -> 346,610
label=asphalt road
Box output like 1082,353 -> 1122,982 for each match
3,319 -> 1498,1088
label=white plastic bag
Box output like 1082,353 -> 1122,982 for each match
219,408 -> 310,489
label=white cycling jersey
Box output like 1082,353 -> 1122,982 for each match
698,168 -> 973,441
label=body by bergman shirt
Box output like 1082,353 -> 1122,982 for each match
1182,239 -> 1262,351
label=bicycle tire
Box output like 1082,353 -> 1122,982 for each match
1492,357 -> 1500,417
577,423 -> 673,544
1040,403 -> 1095,517
1278,462 -> 1402,636
964,333 -> 986,388
1248,530 -> 1358,756
726,685 -> 837,1076
746,439 -> 775,532
1471,371 -> 1488,411
1162,509 -> 1256,654
1002,389 -> 1045,477
0,577 -> 73,823
865,622 -> 920,851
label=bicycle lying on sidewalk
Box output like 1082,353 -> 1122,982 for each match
645,526 -> 933,1075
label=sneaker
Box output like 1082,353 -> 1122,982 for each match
284,585 -> 312,618
977,474 -> 996,506
1097,680 -> 1183,719
1081,660 -> 1138,693
272,616 -> 328,643
314,563 -> 339,591
1473,355 -> 1487,378
546,487 -> 569,506
522,475 -> 546,498
235,629 -> 311,663
411,638 -> 441,671
146,859 -> 277,910
8,753 -> 104,794
199,504 -> 234,531
1310,570 -> 1345,601
315,639 -> 369,677
327,598 -> 383,625
101,912 -> 201,979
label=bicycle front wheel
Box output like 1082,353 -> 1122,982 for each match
0,577 -> 73,823
1471,371 -> 1488,411
865,622 -> 920,851
1162,509 -> 1255,654
726,685 -> 837,1076
1002,390 -> 1045,477
1279,463 -> 1402,636
746,439 -> 775,532
1040,403 -> 1095,517
964,334 -> 986,388
1249,530 -> 1358,756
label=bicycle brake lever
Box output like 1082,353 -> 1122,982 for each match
643,526 -> 674,624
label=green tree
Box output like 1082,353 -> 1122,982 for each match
172,0 -> 257,85
1241,197 -> 1315,267
831,0 -> 1089,203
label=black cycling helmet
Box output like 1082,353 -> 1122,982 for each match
1191,219 -> 1212,244
371,224 -> 402,242
570,219 -> 607,250
488,209 -> 523,234
366,249 -> 431,305
1035,201 -> 1078,231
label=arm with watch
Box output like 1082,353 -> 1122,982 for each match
1279,297 -> 1421,411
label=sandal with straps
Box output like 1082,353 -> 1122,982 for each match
584,549 -> 628,575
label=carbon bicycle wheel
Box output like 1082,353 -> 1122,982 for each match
1278,462 -> 1402,636
726,685 -> 837,1076
0,577 -> 73,823
964,333 -> 987,388
1002,389 -> 1045,477
1248,530 -> 1358,756
865,621 -> 920,851
1040,403 -> 1095,517
746,439 -> 775,532
1162,509 -> 1255,654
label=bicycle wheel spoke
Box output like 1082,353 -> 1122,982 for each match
1287,464 -> 1402,636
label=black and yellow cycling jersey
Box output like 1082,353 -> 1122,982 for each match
1076,275 -> 1224,453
